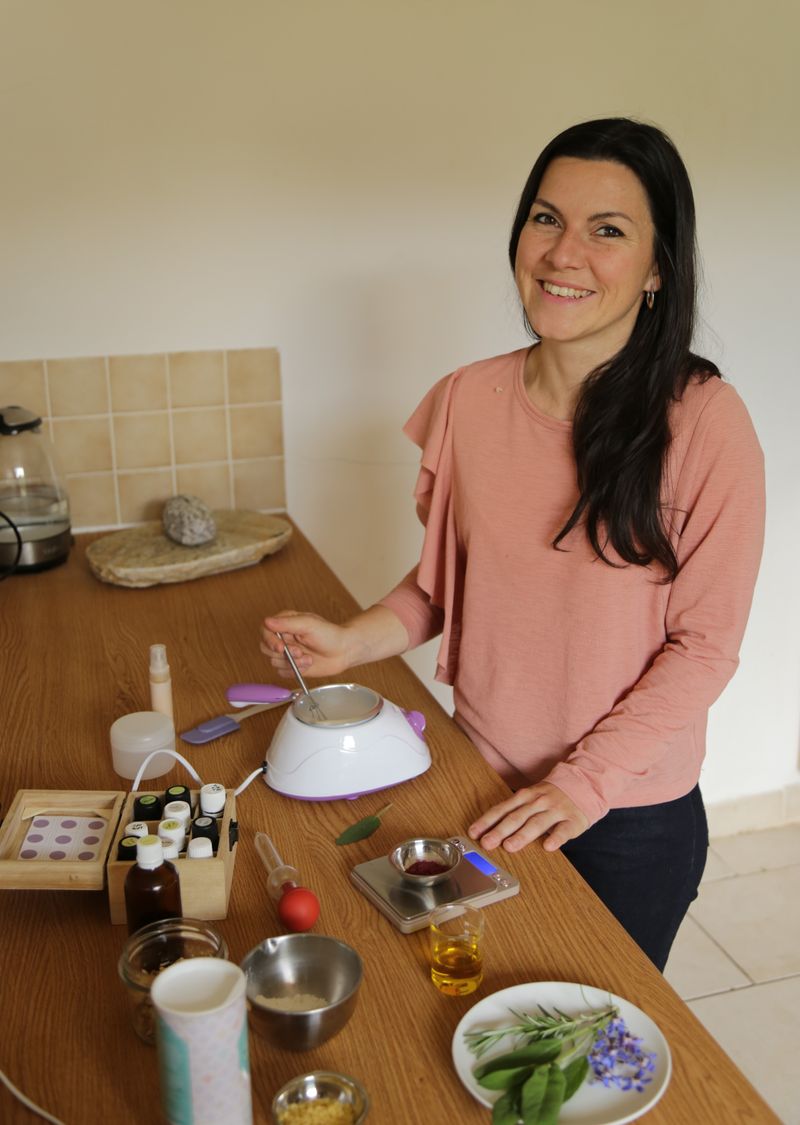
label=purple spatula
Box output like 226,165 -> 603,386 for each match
180,687 -> 294,745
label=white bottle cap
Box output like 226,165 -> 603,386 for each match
124,821 -> 149,838
136,835 -> 165,870
163,800 -> 191,828
187,837 -> 214,860
158,819 -> 185,849
149,643 -> 169,675
161,840 -> 180,860
200,782 -> 226,817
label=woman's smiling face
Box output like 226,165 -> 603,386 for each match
514,157 -> 660,359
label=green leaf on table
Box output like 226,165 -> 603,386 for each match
335,803 -> 393,845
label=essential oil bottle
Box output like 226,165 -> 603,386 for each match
124,835 -> 182,935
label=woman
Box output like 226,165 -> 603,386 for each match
261,118 -> 765,970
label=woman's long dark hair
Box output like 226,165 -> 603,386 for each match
509,118 -> 719,581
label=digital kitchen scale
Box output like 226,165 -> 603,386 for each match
350,836 -> 520,933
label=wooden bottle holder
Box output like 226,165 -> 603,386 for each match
0,788 -> 238,925
106,788 -> 237,924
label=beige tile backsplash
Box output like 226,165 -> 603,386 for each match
0,347 -> 285,529
169,351 -> 226,408
109,354 -> 168,412
48,356 -> 109,416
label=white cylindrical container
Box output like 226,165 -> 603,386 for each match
199,782 -> 226,818
158,820 -> 186,851
110,712 -> 176,781
149,643 -> 174,719
124,821 -> 150,839
187,837 -> 213,860
151,959 -> 252,1125
164,800 -> 192,830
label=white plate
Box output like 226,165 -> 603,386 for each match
452,981 -> 671,1125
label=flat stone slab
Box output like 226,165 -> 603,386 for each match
86,511 -> 291,587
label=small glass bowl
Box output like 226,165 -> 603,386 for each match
118,917 -> 228,1044
271,1071 -> 369,1124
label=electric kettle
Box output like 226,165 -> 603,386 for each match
0,405 -> 71,572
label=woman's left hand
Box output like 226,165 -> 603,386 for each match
468,782 -> 589,854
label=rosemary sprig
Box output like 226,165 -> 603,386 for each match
464,1002 -> 619,1059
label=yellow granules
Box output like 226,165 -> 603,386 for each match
277,1098 -> 356,1124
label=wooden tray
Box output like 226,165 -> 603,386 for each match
0,790 -> 125,891
86,510 -> 291,587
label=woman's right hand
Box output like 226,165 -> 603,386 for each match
260,604 -> 410,681
260,611 -> 354,680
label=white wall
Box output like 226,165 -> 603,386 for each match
2,0 -> 797,811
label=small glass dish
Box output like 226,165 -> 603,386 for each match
389,836 -> 461,887
118,916 -> 228,1044
271,1070 -> 369,1124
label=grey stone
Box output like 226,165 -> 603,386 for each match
162,494 -> 217,546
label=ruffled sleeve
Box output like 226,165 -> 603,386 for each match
379,370 -> 465,684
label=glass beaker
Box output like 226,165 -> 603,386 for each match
428,903 -> 484,996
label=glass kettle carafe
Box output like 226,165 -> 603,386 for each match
0,405 -> 71,572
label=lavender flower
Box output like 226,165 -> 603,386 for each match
588,1017 -> 657,1093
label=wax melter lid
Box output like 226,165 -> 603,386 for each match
110,711 -> 174,750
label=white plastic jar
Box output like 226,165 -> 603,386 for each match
110,711 -> 176,780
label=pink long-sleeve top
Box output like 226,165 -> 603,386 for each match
380,348 -> 765,825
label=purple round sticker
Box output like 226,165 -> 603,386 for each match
83,835 -> 100,845
89,820 -> 105,830
20,849 -> 38,859
55,835 -> 72,844
78,851 -> 95,861
33,819 -> 49,827
49,851 -> 66,860
60,820 -> 77,829
27,833 -> 44,843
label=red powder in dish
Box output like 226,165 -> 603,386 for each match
405,860 -> 449,876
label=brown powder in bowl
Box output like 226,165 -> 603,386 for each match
277,1099 -> 355,1124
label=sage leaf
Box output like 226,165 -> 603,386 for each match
536,1063 -> 566,1125
478,1064 -> 535,1091
520,1065 -> 548,1124
474,1041 -> 561,1081
562,1055 -> 589,1102
491,1087 -> 520,1125
335,803 -> 393,845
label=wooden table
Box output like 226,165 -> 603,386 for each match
0,526 -> 777,1124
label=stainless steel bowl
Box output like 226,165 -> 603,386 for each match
292,682 -> 383,727
388,837 -> 461,887
241,934 -> 362,1051
271,1070 -> 369,1124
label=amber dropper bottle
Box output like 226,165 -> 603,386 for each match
124,835 -> 182,935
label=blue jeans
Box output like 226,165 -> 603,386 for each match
561,785 -> 708,971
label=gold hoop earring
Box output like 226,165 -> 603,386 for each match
645,291 -> 655,311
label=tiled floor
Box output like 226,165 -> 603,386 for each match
664,823 -> 800,1124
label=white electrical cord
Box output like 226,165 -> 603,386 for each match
130,747 -> 203,793
0,1068 -> 65,1125
233,761 -> 268,796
